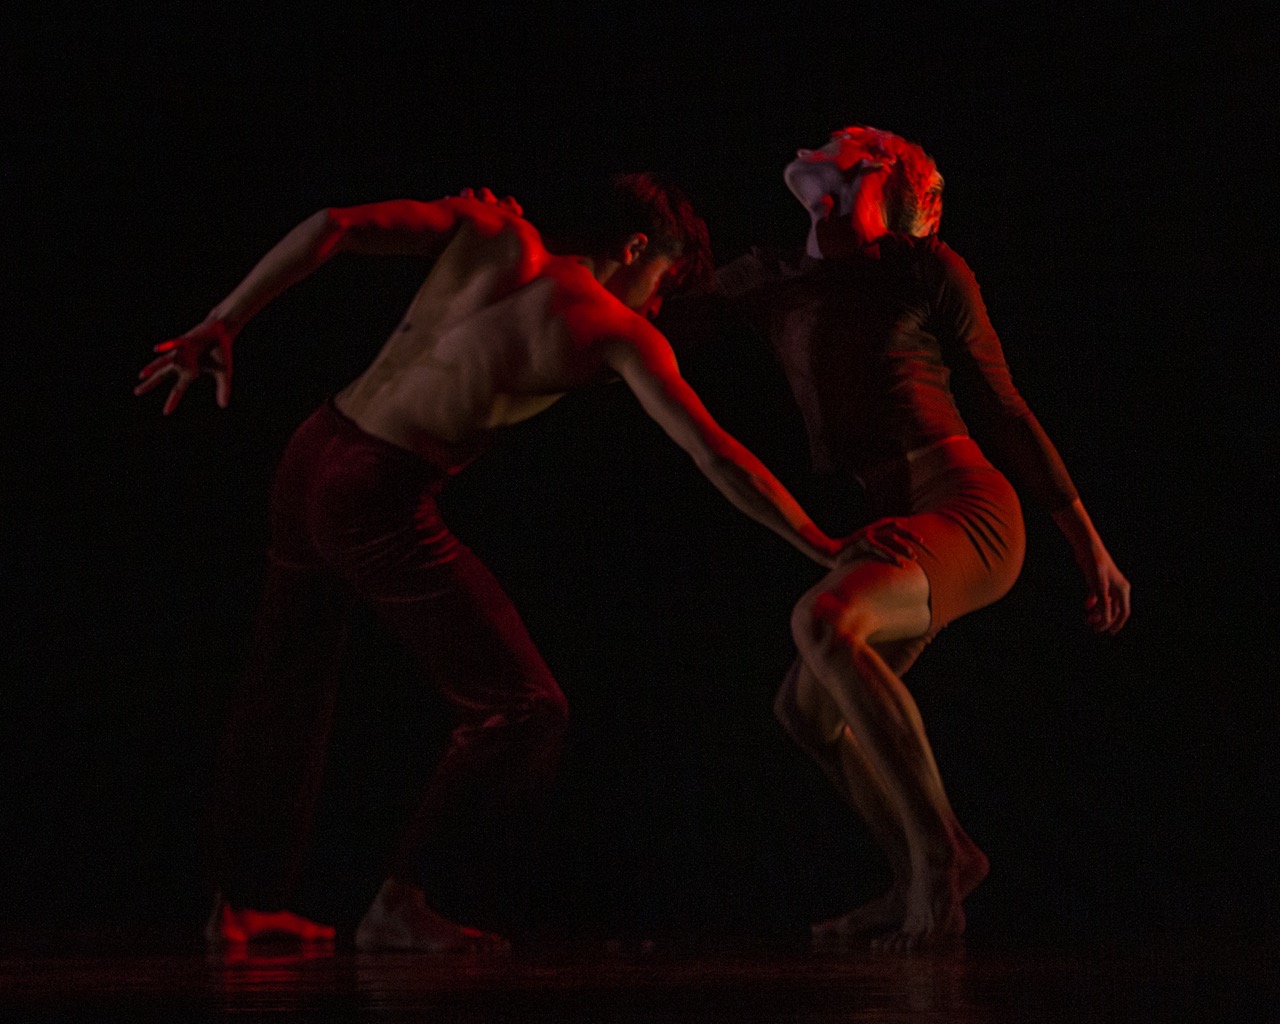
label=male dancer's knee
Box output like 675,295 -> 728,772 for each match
500,688 -> 570,777
451,682 -> 568,762
531,688 -> 570,757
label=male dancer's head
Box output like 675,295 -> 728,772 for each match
547,172 -> 714,317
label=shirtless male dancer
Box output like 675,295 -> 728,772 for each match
711,128 -> 1131,951
137,177 -> 851,952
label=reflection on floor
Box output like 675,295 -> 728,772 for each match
1,932 -> 1276,1022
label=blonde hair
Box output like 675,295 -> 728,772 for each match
833,126 -> 944,236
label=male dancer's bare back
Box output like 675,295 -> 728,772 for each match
139,186 -> 849,951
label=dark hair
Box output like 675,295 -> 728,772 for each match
546,172 -> 714,295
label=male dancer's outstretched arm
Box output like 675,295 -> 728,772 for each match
140,195 -> 850,570
602,323 -> 842,567
135,196 -> 522,415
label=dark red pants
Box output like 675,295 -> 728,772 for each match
208,401 -> 568,909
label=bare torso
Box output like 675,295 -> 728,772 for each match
335,217 -> 613,471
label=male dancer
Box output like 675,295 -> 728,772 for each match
713,128 -> 1130,950
138,178 -> 850,951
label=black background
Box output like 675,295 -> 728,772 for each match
3,4 -> 1276,948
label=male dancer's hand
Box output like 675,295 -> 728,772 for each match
835,518 -> 925,569
458,187 -> 523,216
135,318 -> 235,415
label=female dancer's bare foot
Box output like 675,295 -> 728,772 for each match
354,879 -> 510,953
812,890 -> 905,946
814,832 -> 989,952
869,833 -> 989,953
205,893 -> 336,946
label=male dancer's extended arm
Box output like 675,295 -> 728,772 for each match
135,198 -> 509,414
602,323 -> 854,569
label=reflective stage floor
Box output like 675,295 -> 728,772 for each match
2,934 -> 1276,1022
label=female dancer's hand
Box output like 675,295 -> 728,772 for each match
135,318 -> 236,415
1075,543 -> 1131,634
1052,499 -> 1131,634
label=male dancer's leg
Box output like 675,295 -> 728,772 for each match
203,558 -> 352,943
347,530 -> 568,951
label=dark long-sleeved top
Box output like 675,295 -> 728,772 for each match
713,235 -> 1079,512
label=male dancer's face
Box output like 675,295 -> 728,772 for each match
606,252 -> 678,320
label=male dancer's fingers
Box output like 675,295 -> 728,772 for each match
204,342 -> 233,408
867,520 -> 922,565
134,367 -> 167,396
137,353 -> 173,382
458,187 -> 521,215
871,539 -> 913,567
162,375 -> 192,416
213,368 -> 232,408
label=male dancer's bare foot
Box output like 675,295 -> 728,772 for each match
814,832 -> 989,953
205,893 -> 336,946
354,878 -> 510,953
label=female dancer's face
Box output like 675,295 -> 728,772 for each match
784,130 -> 893,256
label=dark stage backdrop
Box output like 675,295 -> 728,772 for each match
4,5 -> 1276,946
